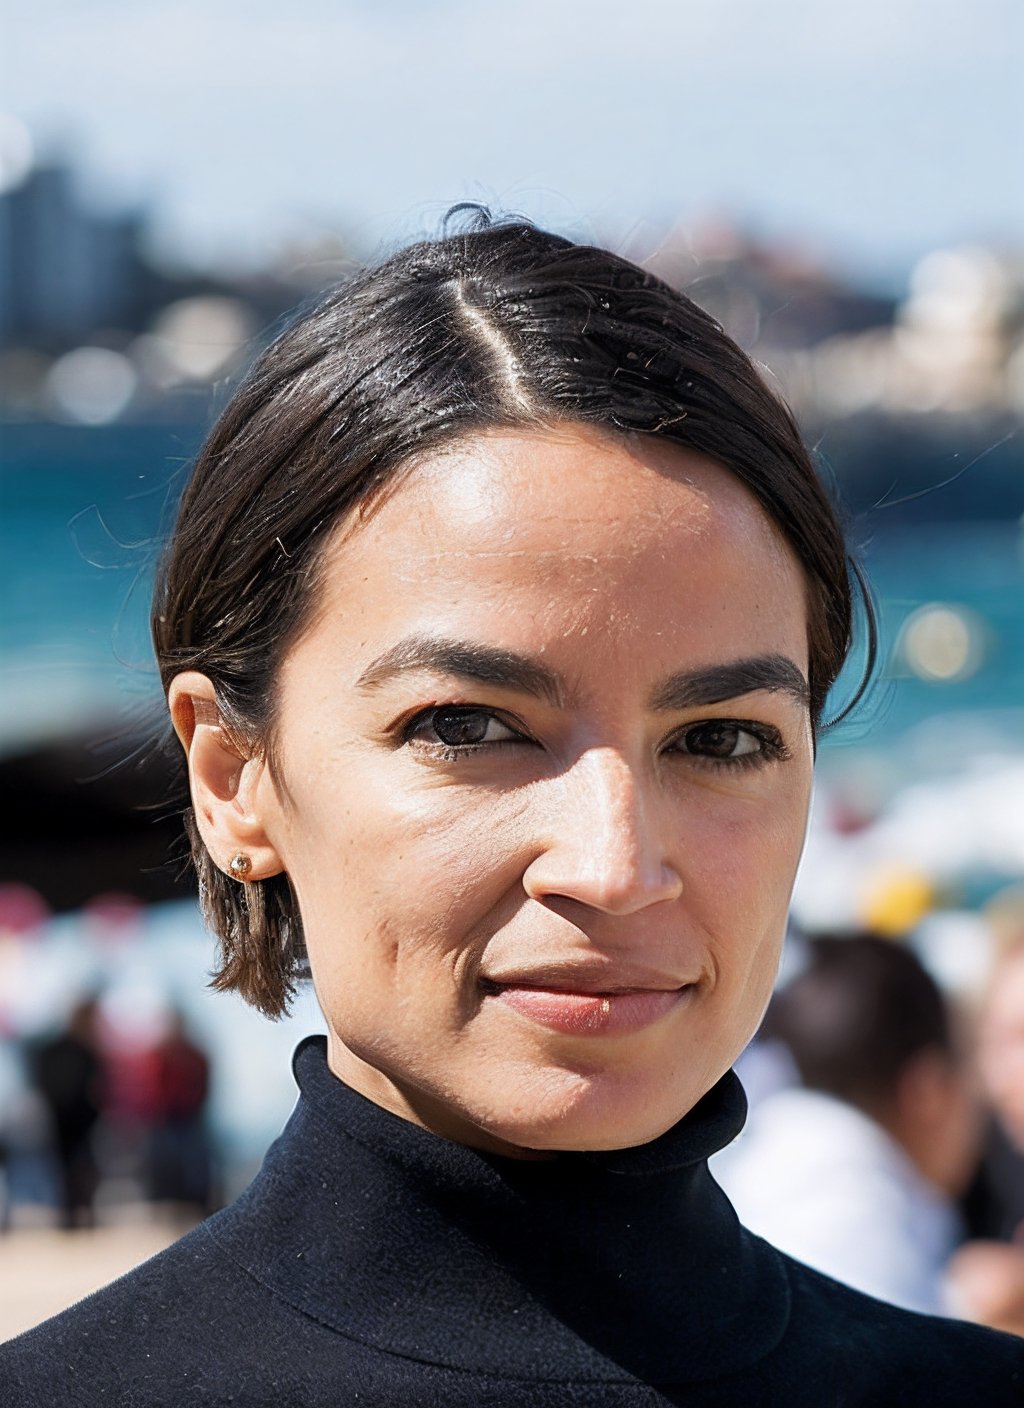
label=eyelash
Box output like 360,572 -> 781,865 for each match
672,720 -> 791,771
401,706 -> 790,771
401,706 -> 529,763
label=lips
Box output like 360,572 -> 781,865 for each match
481,978 -> 691,1037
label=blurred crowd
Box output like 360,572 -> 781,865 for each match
0,994 -> 214,1234
715,891 -> 1024,1337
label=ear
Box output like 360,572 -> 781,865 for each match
168,671 -> 285,882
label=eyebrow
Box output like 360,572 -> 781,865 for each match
355,636 -> 565,706
648,655 -> 810,711
356,635 -> 808,712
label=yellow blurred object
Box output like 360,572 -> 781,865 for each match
860,866 -> 935,937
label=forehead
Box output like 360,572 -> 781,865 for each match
307,425 -> 807,668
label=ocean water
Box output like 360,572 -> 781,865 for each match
2,424 -> 202,750
819,519 -> 1024,784
2,423 -> 1022,778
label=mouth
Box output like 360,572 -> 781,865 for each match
479,975 -> 694,1037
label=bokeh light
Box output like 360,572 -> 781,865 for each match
142,296 -> 254,385
897,602 -> 986,683
46,347 -> 138,424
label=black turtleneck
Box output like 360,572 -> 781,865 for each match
214,1036 -> 789,1385
2,1036 -> 1021,1406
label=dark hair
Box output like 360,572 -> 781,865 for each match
761,935 -> 951,1113
153,213 -> 873,1016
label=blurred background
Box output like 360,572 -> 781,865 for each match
1,0 -> 1022,1341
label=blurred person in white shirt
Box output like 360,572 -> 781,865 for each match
714,934 -> 979,1316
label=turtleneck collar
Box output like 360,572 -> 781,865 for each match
210,1036 -> 791,1387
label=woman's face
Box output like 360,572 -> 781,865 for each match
252,425 -> 814,1153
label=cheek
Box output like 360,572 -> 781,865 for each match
281,768 -> 531,980
687,787 -> 809,917
683,786 -> 809,1012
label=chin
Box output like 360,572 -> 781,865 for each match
472,1067 -> 701,1155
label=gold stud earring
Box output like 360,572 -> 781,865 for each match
228,853 -> 253,881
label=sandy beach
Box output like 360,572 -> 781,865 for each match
0,1220 -> 182,1344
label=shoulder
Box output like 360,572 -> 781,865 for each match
772,1250 -> 1024,1403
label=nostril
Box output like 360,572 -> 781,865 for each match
522,751 -> 682,914
523,858 -> 683,917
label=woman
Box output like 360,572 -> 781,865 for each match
2,218 -> 1020,1403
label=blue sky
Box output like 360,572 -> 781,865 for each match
4,0 -> 1022,286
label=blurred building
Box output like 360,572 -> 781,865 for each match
0,145 -> 352,423
0,162 -> 153,350
645,219 -> 1024,424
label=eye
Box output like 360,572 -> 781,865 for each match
671,720 -> 786,765
406,706 -> 522,748
680,722 -> 759,759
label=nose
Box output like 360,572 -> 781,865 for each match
522,748 -> 684,916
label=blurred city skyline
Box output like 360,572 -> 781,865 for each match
4,0 -> 1022,285
3,141 -> 1023,432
